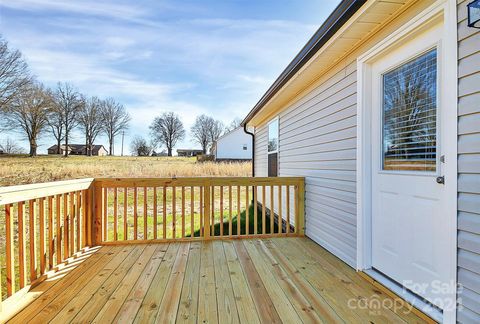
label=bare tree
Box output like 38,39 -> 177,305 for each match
190,114 -> 211,154
101,98 -> 130,155
208,119 -> 224,151
225,117 -> 242,132
0,137 -> 24,154
77,96 -> 103,156
3,83 -> 52,156
0,36 -> 31,112
149,112 -> 185,156
54,82 -> 84,157
47,102 -> 64,154
191,115 -> 225,154
130,136 -> 152,156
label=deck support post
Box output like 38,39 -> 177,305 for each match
92,182 -> 103,246
296,179 -> 305,236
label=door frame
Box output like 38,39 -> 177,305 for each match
356,0 -> 457,322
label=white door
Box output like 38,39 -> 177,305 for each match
370,24 -> 450,309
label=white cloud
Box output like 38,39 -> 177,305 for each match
0,0 -> 147,21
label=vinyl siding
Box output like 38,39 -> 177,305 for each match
255,61 -> 357,267
457,0 -> 480,321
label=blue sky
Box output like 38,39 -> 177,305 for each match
0,0 -> 340,154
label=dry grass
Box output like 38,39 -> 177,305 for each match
0,155 -> 252,186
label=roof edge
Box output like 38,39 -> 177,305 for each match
241,0 -> 367,126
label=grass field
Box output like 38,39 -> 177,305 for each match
0,155 -> 252,186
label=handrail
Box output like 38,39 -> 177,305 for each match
0,176 -> 305,309
0,178 -> 94,205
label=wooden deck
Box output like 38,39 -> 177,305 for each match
6,237 -> 428,323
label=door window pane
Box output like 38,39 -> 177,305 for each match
382,49 -> 437,172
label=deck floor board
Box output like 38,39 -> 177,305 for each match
7,237 -> 428,323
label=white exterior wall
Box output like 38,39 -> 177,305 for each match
457,0 -> 480,321
255,61 -> 357,267
215,127 -> 252,160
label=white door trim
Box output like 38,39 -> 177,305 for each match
356,0 -> 457,322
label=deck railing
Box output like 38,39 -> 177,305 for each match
0,176 -> 304,307
0,178 -> 94,305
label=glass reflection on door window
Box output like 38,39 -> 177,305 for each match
382,49 -> 437,172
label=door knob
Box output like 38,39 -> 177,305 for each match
436,176 -> 445,184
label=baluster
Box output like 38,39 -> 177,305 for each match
220,186 -> 224,237
245,186 -> 249,235
262,186 -> 266,235
172,186 -> 176,239
191,186 -> 194,238
278,185 -> 282,234
103,188 -> 108,242
69,192 -> 75,255
5,204 -> 15,296
81,190 -> 86,248
211,186 -> 215,236
29,199 -> 37,282
124,188 -> 128,240
270,185 -> 274,233
162,186 -> 167,239
114,188 -> 118,241
18,201 -> 26,288
143,187 -> 147,240
253,186 -> 258,235
75,191 -> 81,251
182,187 -> 185,238
286,186 -> 290,234
236,186 -> 240,236
228,186 -> 232,237
203,183 -> 210,239
48,196 -> 54,269
56,194 -> 61,265
39,197 -> 46,275
200,186 -> 203,237
63,193 -> 69,259
153,187 -> 158,239
134,187 -> 138,240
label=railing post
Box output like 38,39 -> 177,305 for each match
296,179 -> 305,236
203,181 -> 211,240
92,181 -> 103,246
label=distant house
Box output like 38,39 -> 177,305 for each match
213,127 -> 252,161
47,144 -> 108,156
176,149 -> 203,157
151,150 -> 168,157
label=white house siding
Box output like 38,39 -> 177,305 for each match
254,124 -> 268,177
255,61 -> 357,267
457,1 -> 480,322
215,127 -> 252,160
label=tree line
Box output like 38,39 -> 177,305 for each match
0,36 -> 130,157
130,113 -> 241,157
